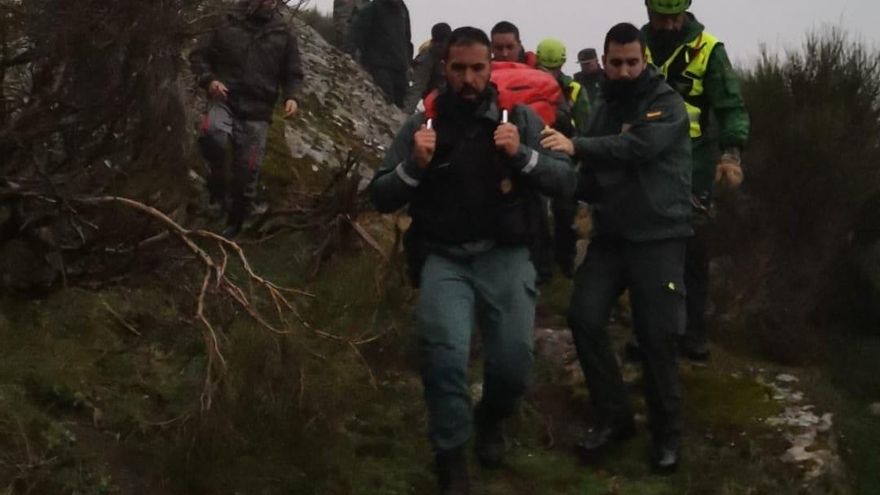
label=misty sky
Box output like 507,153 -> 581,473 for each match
312,0 -> 880,71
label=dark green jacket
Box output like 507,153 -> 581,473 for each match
346,0 -> 413,72
559,73 -> 591,136
370,87 -> 575,243
574,70 -> 603,107
642,14 -> 749,196
403,43 -> 444,112
190,6 -> 304,122
573,66 -> 693,242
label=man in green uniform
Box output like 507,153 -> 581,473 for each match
370,27 -> 574,494
541,22 -> 692,473
346,0 -> 413,108
574,48 -> 603,106
642,0 -> 750,361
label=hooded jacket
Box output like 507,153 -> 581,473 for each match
190,4 -> 304,122
573,65 -> 693,242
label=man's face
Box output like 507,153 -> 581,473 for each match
445,43 -> 492,101
602,41 -> 646,82
579,59 -> 600,75
647,10 -> 687,32
491,33 -> 523,62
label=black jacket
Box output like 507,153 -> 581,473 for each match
190,6 -> 304,122
573,66 -> 693,241
370,87 -> 575,245
346,0 -> 413,71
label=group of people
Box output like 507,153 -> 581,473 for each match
370,0 -> 748,493
188,0 -> 749,493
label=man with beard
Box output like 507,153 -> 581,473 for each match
541,22 -> 692,473
370,27 -> 574,494
347,0 -> 413,108
190,0 -> 304,238
574,48 -> 604,106
641,0 -> 750,361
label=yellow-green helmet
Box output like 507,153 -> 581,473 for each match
645,0 -> 692,14
536,38 -> 567,69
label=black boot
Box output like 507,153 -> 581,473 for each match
576,417 -> 636,462
650,440 -> 680,474
435,447 -> 469,495
474,404 -> 506,468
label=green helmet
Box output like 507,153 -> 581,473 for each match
536,38 -> 567,69
645,0 -> 692,14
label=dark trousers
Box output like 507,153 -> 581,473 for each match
552,198 -> 578,275
568,237 -> 686,445
682,222 -> 711,350
368,66 -> 407,109
198,103 -> 268,224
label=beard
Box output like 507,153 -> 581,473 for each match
603,70 -> 649,100
652,28 -> 685,47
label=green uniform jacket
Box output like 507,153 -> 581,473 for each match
370,93 -> 576,216
573,66 -> 693,242
574,70 -> 603,107
560,73 -> 591,136
190,6 -> 304,122
346,0 -> 413,72
642,14 -> 750,196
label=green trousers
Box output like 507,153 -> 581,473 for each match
417,245 -> 537,452
568,237 -> 686,446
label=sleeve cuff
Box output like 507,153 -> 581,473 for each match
395,159 -> 425,187
507,144 -> 540,175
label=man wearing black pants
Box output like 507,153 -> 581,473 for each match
541,22 -> 692,473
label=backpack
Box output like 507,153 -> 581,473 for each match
423,61 -> 562,126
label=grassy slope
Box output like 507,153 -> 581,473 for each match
0,102 -> 875,495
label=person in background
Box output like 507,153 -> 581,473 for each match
190,0 -> 304,238
642,0 -> 750,362
573,47 -> 604,106
404,22 -> 452,113
347,0 -> 413,108
490,21 -> 537,66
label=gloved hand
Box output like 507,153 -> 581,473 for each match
715,151 -> 744,190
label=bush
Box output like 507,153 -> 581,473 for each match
715,29 -> 880,362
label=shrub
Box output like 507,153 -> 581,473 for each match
715,29 -> 880,362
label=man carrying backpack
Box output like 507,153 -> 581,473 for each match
370,27 -> 574,494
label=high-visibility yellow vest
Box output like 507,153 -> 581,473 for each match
568,80 -> 583,105
646,31 -> 720,139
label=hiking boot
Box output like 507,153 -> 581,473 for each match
576,417 -> 636,462
678,339 -> 711,363
649,441 -> 680,475
474,419 -> 505,469
435,447 -> 470,495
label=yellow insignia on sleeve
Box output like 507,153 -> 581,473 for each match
646,110 -> 663,120
500,178 -> 513,195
